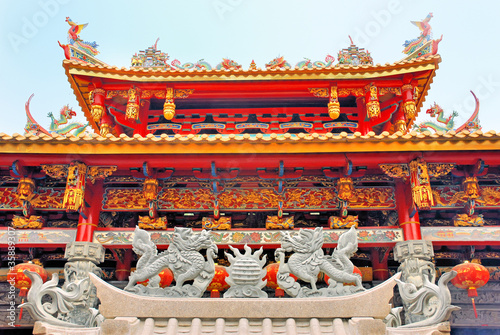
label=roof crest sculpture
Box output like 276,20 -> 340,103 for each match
403,12 -> 443,60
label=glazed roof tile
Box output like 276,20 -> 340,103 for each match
1,129 -> 499,154
63,54 -> 441,75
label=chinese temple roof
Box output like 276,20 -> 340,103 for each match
2,129 -> 498,156
63,54 -> 440,135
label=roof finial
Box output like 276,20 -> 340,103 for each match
348,35 -> 354,45
153,38 -> 160,50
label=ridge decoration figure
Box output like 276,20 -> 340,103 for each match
125,226 -> 217,298
275,226 -> 364,298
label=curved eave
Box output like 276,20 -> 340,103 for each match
62,56 -> 440,134
0,130 -> 497,156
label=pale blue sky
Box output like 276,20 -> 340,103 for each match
1,0 -> 499,134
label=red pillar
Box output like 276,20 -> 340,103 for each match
115,249 -> 133,281
395,180 -> 422,240
371,248 -> 390,281
356,96 -> 370,135
134,99 -> 150,137
75,179 -> 103,242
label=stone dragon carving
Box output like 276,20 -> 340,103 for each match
385,240 -> 460,328
20,271 -> 104,328
125,226 -> 217,297
387,271 -> 460,328
275,226 -> 364,297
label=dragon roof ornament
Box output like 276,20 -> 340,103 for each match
58,17 -> 102,65
403,13 -> 442,60
337,36 -> 373,66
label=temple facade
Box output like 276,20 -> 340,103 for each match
0,15 -> 499,335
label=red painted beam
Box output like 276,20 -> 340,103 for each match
3,152 -> 500,171
91,79 -> 409,93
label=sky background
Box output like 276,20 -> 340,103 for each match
0,0 -> 499,134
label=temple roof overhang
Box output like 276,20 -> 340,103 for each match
1,130 -> 498,168
62,55 -> 440,134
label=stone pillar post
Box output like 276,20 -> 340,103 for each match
64,241 -> 105,309
393,240 -> 436,324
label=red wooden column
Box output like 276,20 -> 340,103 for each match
115,250 -> 133,281
356,96 -> 370,135
371,248 -> 390,281
75,179 -> 104,242
395,179 -> 422,240
134,99 -> 151,137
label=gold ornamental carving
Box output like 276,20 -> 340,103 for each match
63,161 -> 87,212
401,84 -> 413,92
174,89 -> 195,99
99,122 -> 110,136
394,120 -> 407,133
87,166 -> 117,184
328,86 -> 340,120
379,87 -> 402,96
106,90 -> 129,99
138,215 -> 167,229
126,87 -> 140,120
427,163 -> 456,178
17,177 -> 35,202
462,176 -> 480,199
329,215 -> 359,229
41,164 -> 68,179
12,215 -> 45,229
365,84 -> 380,119
403,100 -> 417,119
163,87 -> 176,120
90,104 -> 104,123
141,90 -> 166,99
453,213 -> 484,227
379,164 -> 409,179
409,158 -> 434,210
308,88 -> 329,98
337,177 -> 354,201
338,87 -> 364,97
265,216 -> 294,230
143,178 -> 159,203
202,217 -> 232,230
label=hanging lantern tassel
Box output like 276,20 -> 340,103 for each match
471,293 -> 478,319
7,261 -> 49,321
451,260 -> 490,319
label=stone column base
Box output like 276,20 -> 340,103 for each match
386,322 -> 451,335
33,321 -> 101,335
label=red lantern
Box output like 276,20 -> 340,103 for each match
206,264 -> 229,298
265,263 -> 297,297
324,266 -> 362,286
451,260 -> 490,318
7,261 -> 48,320
137,268 -> 174,288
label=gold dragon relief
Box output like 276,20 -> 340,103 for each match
288,188 -> 336,208
104,189 -> 146,210
218,188 -> 280,209
159,188 -> 214,209
349,188 -> 395,208
432,186 -> 500,208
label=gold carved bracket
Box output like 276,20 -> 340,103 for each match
379,164 -> 409,179
338,87 -> 364,97
174,89 -> 195,99
41,164 -> 69,179
43,164 -> 116,183
428,163 -> 456,178
87,166 -> 117,184
308,88 -> 329,98
108,89 -> 195,100
379,87 -> 402,96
